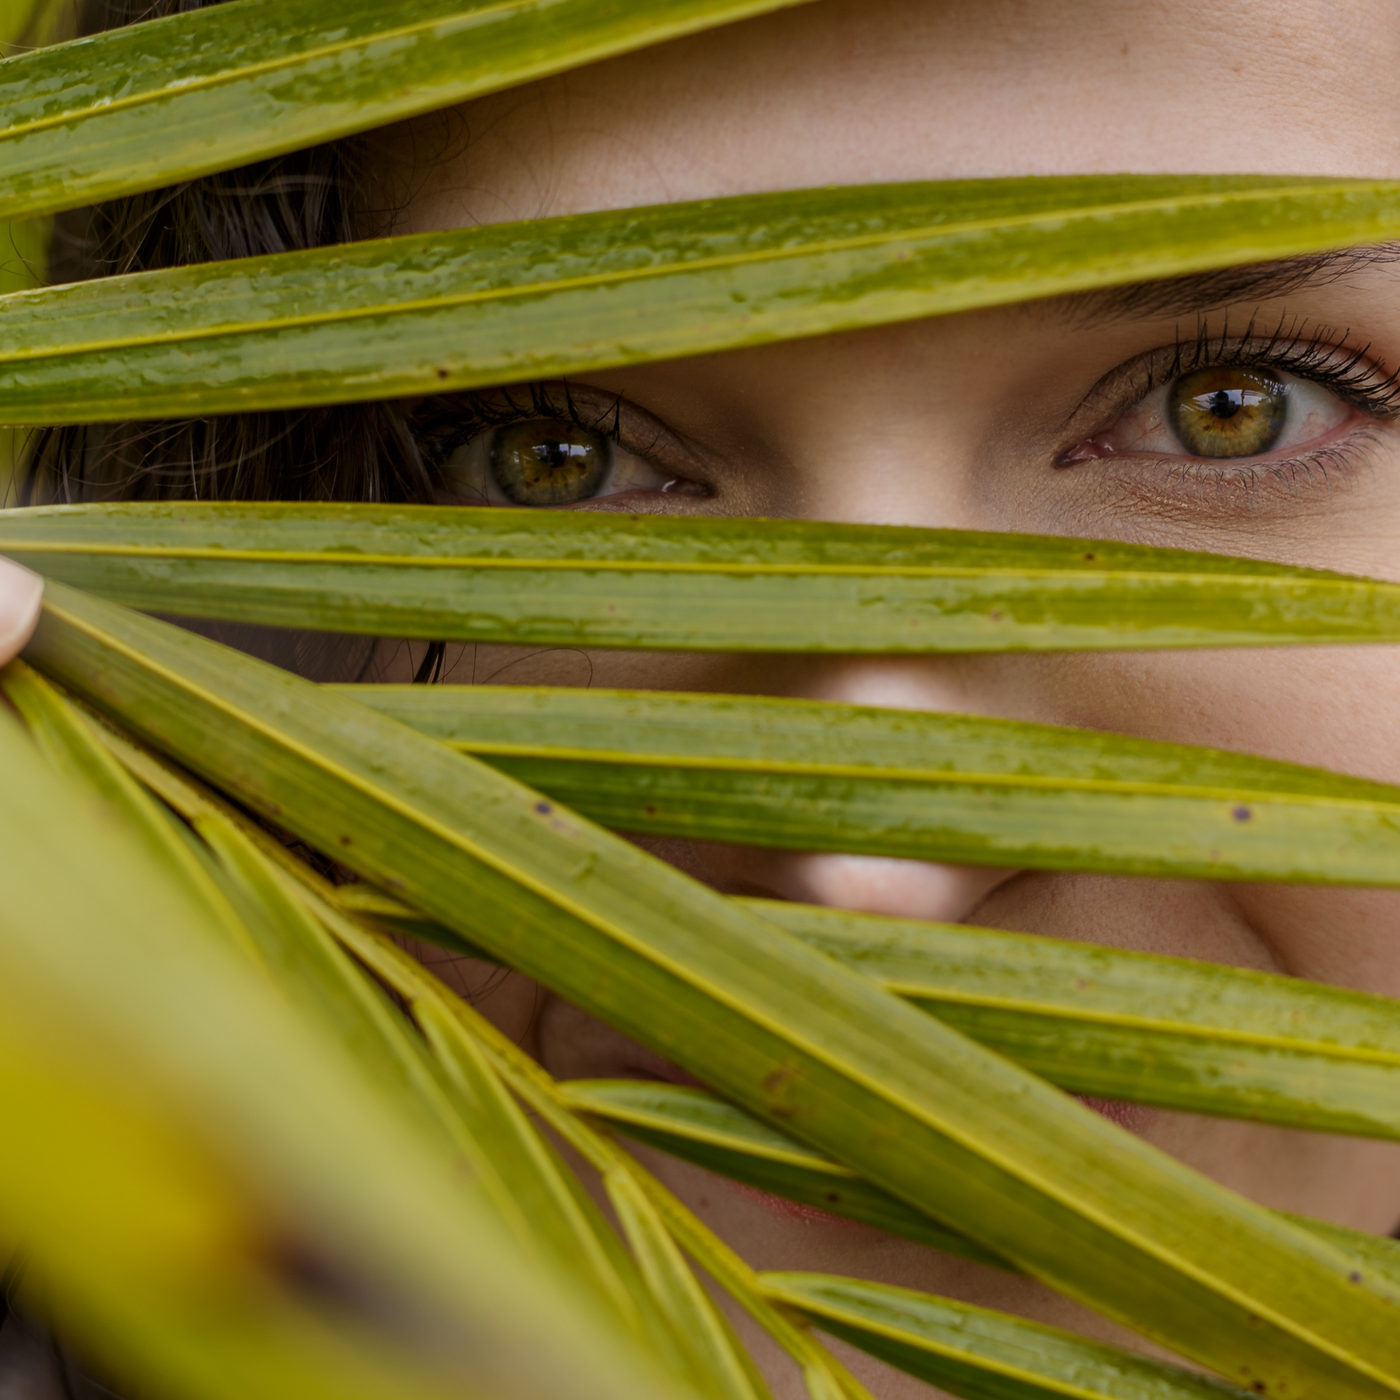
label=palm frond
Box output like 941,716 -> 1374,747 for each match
7,503 -> 1400,653
0,0 -> 815,223
335,681 -> 1400,884
3,178 -> 1399,421
20,578 -> 1400,1396
0,680 -> 683,1400
6,2 -> 1400,1393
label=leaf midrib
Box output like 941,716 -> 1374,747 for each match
0,182 -> 1373,366
0,538 -> 1383,589
465,739 -> 1400,811
46,588 -> 1400,1386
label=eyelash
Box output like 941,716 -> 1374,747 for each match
1135,318 -> 1400,423
417,381 -> 627,471
421,326 -> 1400,499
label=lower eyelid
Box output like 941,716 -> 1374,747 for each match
606,446 -> 676,494
1092,428 -> 1380,515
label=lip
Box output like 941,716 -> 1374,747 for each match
1076,1095 -> 1156,1134
726,1179 -> 865,1226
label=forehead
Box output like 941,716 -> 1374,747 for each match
397,0 -> 1400,233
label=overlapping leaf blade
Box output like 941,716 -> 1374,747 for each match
65,708 -> 1392,1400
22,580 -> 1400,1398
336,920 -> 1228,1400
0,675 -> 683,1400
558,1076 -> 1009,1266
759,900 -> 1400,1139
560,1076 -> 1400,1285
340,681 -> 1400,883
8,502 -> 1400,653
0,0 -> 815,223
28,672 -> 1202,1400
762,1273 -> 1253,1400
32,687 -> 694,1363
3,177 -> 1400,422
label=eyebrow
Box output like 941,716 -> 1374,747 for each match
1048,243 -> 1400,327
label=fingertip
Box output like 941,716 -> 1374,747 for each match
0,556 -> 43,666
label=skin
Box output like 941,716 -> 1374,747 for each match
365,0 -> 1400,1389
0,557 -> 41,670
6,0 -> 1396,1391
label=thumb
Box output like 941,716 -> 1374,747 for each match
0,557 -> 43,668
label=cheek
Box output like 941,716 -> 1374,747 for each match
1229,884 -> 1400,996
1050,646 -> 1400,783
1036,645 -> 1400,990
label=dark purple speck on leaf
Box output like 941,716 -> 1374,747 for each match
535,801 -> 553,815
1232,805 -> 1253,822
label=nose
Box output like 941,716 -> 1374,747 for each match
691,655 -> 1027,923
738,849 -> 1017,923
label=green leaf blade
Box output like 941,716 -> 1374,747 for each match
338,681 -> 1400,886
755,901 -> 1400,1139
0,0 -> 815,223
8,502 -> 1400,654
4,179 -> 1400,420
763,1272 -> 1255,1400
24,580 -> 1400,1397
0,672 -> 684,1400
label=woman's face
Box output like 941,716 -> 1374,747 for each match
376,0 -> 1400,1385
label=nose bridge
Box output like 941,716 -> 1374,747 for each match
703,654 -> 1028,925
759,851 -> 1018,924
780,650 -> 1040,728
794,653 -> 987,714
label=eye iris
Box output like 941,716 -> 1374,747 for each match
1168,367 -> 1288,458
490,420 -> 609,504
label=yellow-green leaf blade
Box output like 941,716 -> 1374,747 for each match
756,900 -> 1400,1139
8,501 -> 1400,653
23,581 -> 1400,1397
4,178 -> 1400,421
566,1077 -> 1400,1292
341,682 -> 1400,883
762,1272 -> 1253,1400
0,0 -> 813,224
560,1077 -> 1010,1269
0,681 -> 683,1400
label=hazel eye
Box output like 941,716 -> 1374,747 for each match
1063,363 -> 1354,466
490,420 -> 610,505
1169,367 -> 1287,458
436,414 -> 682,506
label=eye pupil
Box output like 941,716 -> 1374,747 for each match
1169,367 -> 1288,458
1207,389 -> 1241,420
533,440 -> 590,468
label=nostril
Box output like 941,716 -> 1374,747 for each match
774,853 -> 1017,924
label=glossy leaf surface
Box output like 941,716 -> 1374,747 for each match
563,1077 -> 1400,1285
758,900 -> 1400,1139
23,582 -> 1400,1398
0,680 -> 674,1400
763,1273 -> 1253,1400
343,683 -> 1400,884
559,1077 -> 1009,1268
8,502 -> 1400,652
4,178 -> 1400,421
0,0 -> 812,223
